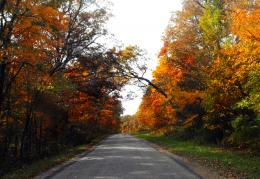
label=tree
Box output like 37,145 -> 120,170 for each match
134,0 -> 260,149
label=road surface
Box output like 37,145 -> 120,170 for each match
48,134 -> 201,179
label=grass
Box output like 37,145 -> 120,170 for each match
135,132 -> 260,179
2,136 -> 106,179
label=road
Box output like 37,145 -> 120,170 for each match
48,134 -> 201,179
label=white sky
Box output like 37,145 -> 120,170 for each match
107,0 -> 183,115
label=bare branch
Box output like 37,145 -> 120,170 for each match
194,0 -> 205,9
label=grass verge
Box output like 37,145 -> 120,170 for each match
2,135 -> 107,179
135,132 -> 260,179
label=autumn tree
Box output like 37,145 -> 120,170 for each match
135,0 -> 260,148
0,0 -> 137,174
204,0 -> 260,146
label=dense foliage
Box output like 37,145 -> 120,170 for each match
0,0 -> 149,175
1,0 -> 259,176
132,0 -> 260,150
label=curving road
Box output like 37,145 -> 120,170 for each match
46,134 -> 201,179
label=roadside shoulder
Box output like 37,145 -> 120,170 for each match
34,135 -> 108,179
135,135 -> 225,179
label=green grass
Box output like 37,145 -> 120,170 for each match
2,136 -> 106,179
135,133 -> 260,179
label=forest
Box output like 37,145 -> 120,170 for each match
0,0 -> 150,175
0,0 -> 259,177
124,0 -> 260,151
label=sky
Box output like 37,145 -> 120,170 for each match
107,0 -> 183,115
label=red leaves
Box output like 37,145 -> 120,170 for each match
184,56 -> 195,65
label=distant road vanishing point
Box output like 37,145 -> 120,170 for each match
39,134 -> 202,179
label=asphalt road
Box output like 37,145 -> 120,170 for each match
49,134 -> 201,179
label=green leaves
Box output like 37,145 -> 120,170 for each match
199,0 -> 223,53
237,67 -> 260,112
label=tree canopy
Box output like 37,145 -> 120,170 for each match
132,0 -> 260,150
